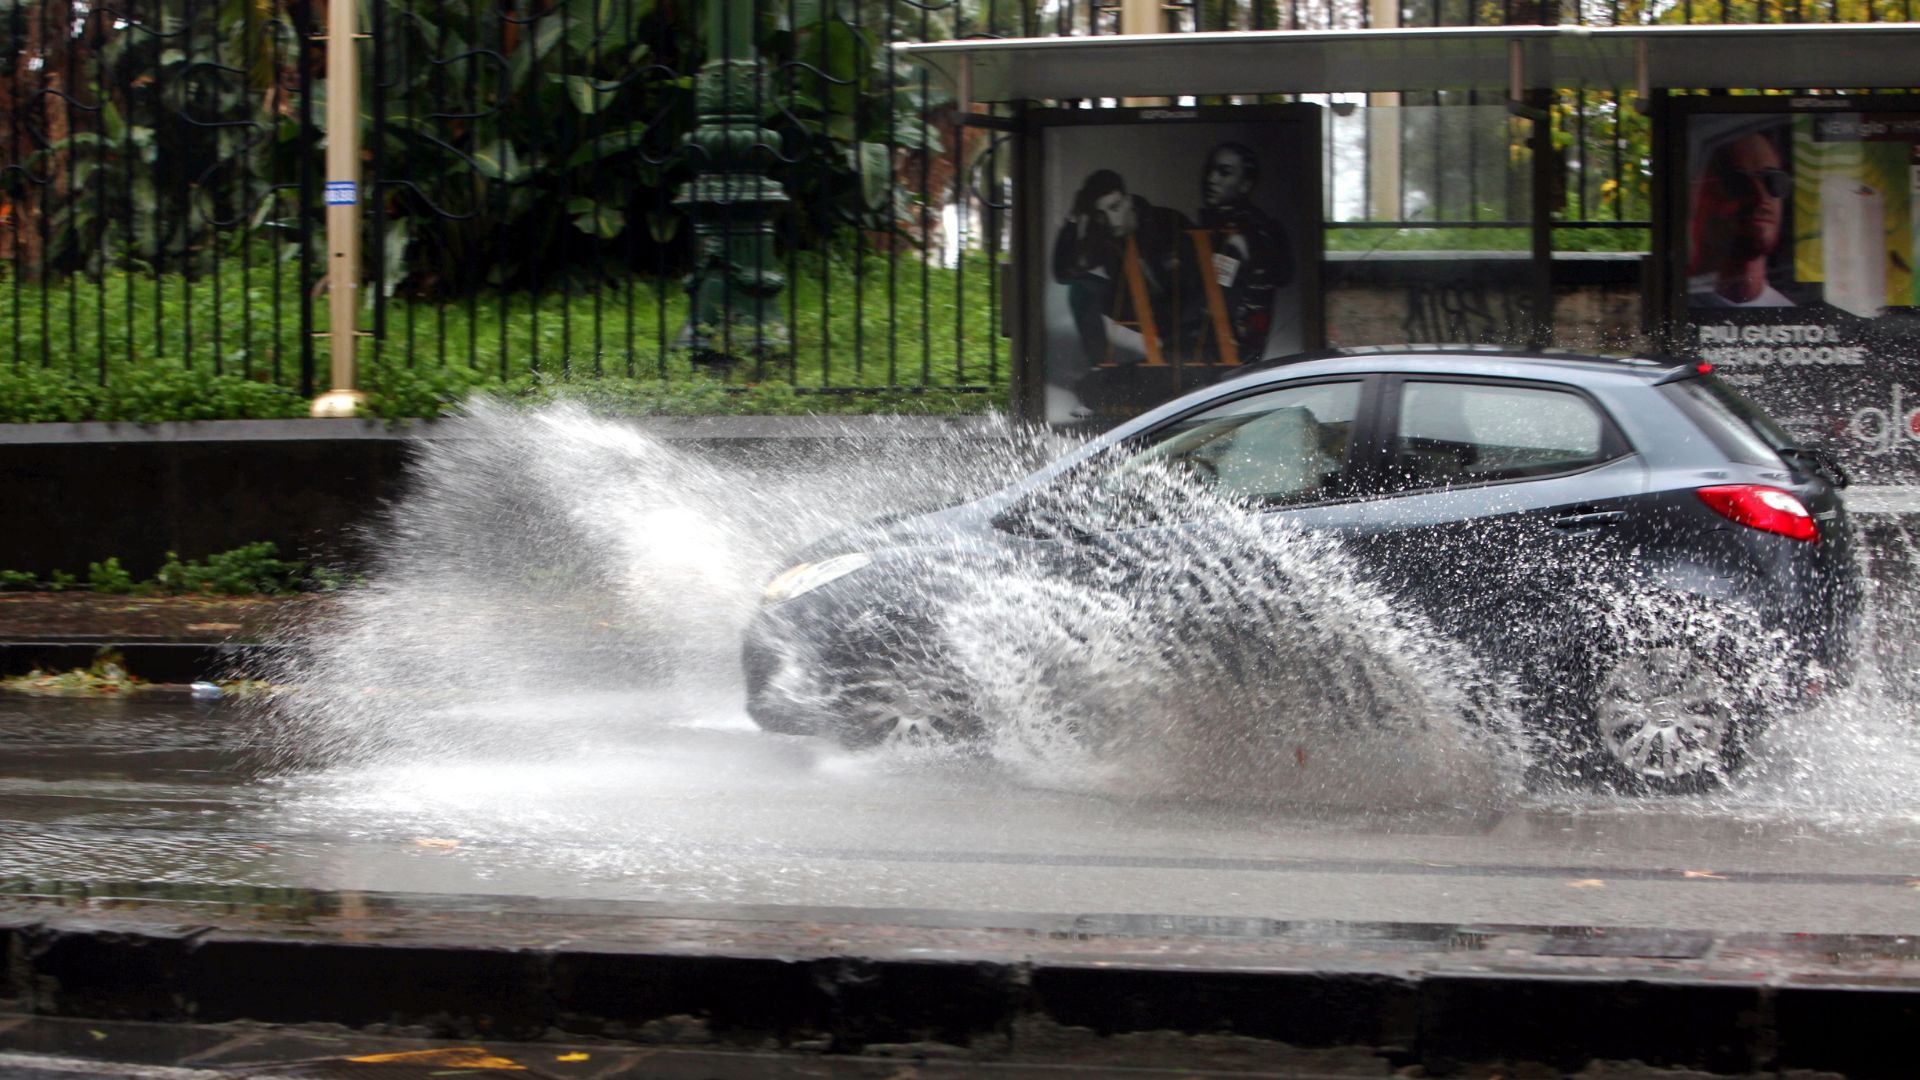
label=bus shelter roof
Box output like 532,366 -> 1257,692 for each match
897,23 -> 1920,103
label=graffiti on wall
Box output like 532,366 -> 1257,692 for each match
1399,280 -> 1533,346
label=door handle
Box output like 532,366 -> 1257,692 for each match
1549,510 -> 1628,529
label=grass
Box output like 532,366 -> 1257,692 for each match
1,666 -> 147,696
0,251 -> 1010,421
0,649 -> 143,697
1325,224 -> 1652,254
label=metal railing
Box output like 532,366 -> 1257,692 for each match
2,0 -> 320,393
1,0 -> 1019,405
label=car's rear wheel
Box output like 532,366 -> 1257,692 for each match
1526,594 -> 1768,794
1588,641 -> 1749,792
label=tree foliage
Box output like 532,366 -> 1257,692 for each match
3,0 -> 956,297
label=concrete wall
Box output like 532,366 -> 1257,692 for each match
1324,251 -> 1649,352
0,417 -> 1002,578
0,422 -> 414,579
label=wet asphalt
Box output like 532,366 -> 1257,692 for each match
2,692 -> 1917,935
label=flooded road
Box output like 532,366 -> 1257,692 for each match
4,693 -> 1917,934
10,408 -> 1920,939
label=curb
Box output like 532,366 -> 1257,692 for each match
0,643 -> 283,684
2,911 -> 1916,1077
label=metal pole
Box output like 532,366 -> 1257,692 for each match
311,0 -> 366,417
1528,80 -> 1554,348
1365,0 -> 1402,221
1119,0 -> 1168,107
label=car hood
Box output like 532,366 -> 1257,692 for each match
779,495 -> 1010,568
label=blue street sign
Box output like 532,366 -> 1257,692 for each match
324,181 -> 357,206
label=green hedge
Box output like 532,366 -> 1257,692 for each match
0,254 -> 1008,422
2,542 -> 319,596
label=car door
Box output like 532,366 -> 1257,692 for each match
1344,374 -> 1649,662
1018,375 -> 1388,683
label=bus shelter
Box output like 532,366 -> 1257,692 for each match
902,25 -> 1920,482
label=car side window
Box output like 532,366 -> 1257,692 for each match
1112,381 -> 1363,508
1387,381 -> 1611,492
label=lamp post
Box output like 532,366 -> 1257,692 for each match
311,0 -> 367,417
674,0 -> 788,366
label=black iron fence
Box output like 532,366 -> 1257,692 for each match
0,0 -> 1904,415
0,0 -> 1034,408
2,0 -> 321,398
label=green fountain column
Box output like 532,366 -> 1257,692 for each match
675,0 -> 788,365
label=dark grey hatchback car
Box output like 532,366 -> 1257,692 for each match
744,350 -> 1862,792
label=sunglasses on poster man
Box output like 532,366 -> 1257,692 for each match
1708,165 -> 1791,200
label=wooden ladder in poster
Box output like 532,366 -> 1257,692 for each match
1106,235 -> 1168,367
1103,232 -> 1242,368
1184,228 -> 1240,367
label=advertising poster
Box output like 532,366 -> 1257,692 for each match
1032,106 -> 1321,426
1673,96 -> 1920,481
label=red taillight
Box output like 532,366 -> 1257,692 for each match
1697,485 -> 1818,542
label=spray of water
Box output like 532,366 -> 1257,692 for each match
927,464 -> 1524,807
259,401 -> 1920,828
261,401 -> 1046,766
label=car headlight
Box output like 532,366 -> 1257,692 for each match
762,553 -> 872,603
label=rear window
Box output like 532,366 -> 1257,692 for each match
1385,381 -> 1614,491
1662,376 -> 1794,467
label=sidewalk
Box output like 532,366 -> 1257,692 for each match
3,886 -> 1918,1077
0,595 -> 323,685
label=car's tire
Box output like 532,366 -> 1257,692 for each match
827,678 -> 983,751
742,633 -> 843,737
744,694 -> 822,737
1538,627 -> 1765,795
1586,640 -> 1754,793
807,603 -> 983,752
744,657 -> 979,748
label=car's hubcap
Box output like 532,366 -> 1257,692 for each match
1594,645 -> 1733,781
851,685 -> 958,749
877,715 -> 943,747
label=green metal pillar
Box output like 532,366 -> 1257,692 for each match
675,0 -> 788,365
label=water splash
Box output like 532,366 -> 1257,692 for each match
935,466 -> 1523,808
260,401 -> 1041,767
258,401 -> 1920,828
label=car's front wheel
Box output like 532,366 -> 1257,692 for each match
828,679 -> 982,751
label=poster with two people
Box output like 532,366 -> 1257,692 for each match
1035,106 -> 1320,426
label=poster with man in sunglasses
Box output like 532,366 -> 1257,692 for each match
1687,118 -> 1799,308
1673,100 -> 1920,483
